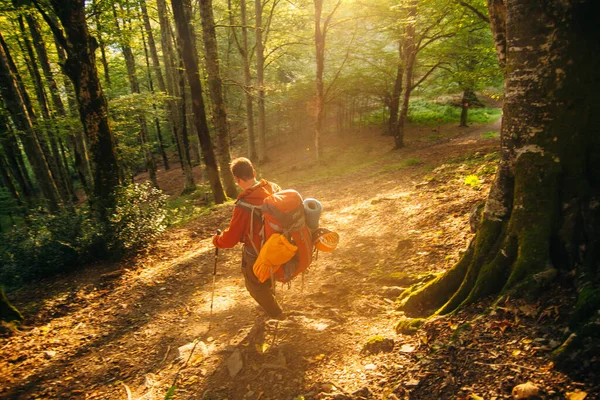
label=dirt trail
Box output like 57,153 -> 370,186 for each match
3,119 -> 595,400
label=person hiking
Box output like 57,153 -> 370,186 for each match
212,157 -> 284,319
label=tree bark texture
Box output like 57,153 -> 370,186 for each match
47,0 -> 120,222
171,0 -> 226,203
198,0 -> 237,198
399,0 -> 600,335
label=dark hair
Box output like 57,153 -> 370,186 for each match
230,157 -> 255,180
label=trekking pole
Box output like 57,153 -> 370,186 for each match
208,229 -> 221,332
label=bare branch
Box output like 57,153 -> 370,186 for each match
411,61 -> 444,91
324,27 -> 357,101
457,0 -> 489,23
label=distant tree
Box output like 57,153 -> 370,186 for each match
198,0 -> 238,198
171,0 -> 226,204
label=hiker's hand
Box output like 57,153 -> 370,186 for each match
212,232 -> 221,247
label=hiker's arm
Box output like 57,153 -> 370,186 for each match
213,207 -> 247,248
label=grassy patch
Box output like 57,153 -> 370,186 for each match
167,188 -> 213,226
408,100 -> 501,125
482,131 -> 500,139
383,157 -> 423,172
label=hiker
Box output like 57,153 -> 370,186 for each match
212,157 -> 284,319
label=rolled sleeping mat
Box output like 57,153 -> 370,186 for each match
303,198 -> 322,230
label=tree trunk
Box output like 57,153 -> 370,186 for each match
255,0 -> 267,164
54,40 -> 93,196
394,1 -> 416,149
399,0 -> 600,351
46,0 -> 121,223
198,0 -> 237,198
0,153 -> 24,206
171,0 -> 226,203
238,0 -> 257,161
156,0 -> 195,193
314,0 -> 324,163
140,21 -> 170,171
388,41 -> 403,137
17,15 -> 73,204
92,0 -> 111,87
0,33 -> 61,211
0,108 -> 34,199
112,4 -> 158,187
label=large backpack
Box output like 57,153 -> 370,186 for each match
237,189 -> 313,283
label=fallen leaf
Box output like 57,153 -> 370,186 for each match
565,391 -> 587,400
400,344 -> 415,353
512,382 -> 539,399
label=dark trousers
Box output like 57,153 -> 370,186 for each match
241,246 -> 282,318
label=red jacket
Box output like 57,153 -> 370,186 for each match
213,180 -> 281,251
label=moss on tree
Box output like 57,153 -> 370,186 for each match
0,287 -> 23,323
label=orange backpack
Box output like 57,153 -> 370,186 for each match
237,189 -> 313,283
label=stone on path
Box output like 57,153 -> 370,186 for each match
227,349 -> 243,378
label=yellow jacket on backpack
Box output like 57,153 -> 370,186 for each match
253,233 -> 298,283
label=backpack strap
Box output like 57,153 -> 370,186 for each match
236,200 -> 264,255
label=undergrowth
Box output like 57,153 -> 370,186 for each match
408,100 -> 501,125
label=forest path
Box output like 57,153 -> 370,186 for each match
2,119 -> 504,399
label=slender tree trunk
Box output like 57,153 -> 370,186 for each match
0,153 -> 23,206
0,32 -> 61,211
26,14 -> 79,202
46,0 -> 121,222
172,0 -> 225,203
0,109 -> 34,198
395,0 -> 416,149
55,41 -> 93,196
112,4 -> 158,187
234,0 -> 257,160
92,0 -> 111,88
140,22 -> 170,171
388,41 -> 403,137
399,1 -> 600,356
255,0 -> 267,164
156,0 -> 196,193
199,0 -> 237,198
17,15 -> 73,203
314,0 -> 325,163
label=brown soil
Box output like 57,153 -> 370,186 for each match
1,120 -> 597,400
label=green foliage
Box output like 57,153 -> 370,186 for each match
0,208 -> 102,287
482,131 -> 499,139
464,174 -> 481,188
408,100 -> 501,125
110,182 -> 169,252
383,157 -> 423,171
167,187 -> 212,226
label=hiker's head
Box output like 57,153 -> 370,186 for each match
230,157 -> 256,187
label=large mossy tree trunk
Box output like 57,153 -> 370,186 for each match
45,0 -> 121,223
399,0 -> 600,333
